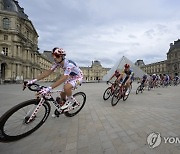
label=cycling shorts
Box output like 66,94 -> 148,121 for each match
64,75 -> 83,89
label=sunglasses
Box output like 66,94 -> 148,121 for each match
52,53 -> 62,58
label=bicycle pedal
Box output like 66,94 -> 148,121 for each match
52,109 -> 61,118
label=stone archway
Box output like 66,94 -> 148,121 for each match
1,62 -> 7,80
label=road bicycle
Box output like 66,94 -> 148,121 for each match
111,82 -> 132,106
103,81 -> 118,100
173,78 -> 179,86
0,82 -> 86,142
136,82 -> 145,94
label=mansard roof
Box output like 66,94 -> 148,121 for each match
168,39 -> 180,53
2,0 -> 28,19
43,51 -> 54,63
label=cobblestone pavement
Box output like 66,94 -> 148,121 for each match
0,82 -> 180,154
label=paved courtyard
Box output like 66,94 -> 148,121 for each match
0,82 -> 180,154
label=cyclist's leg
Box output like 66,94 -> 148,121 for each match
52,82 -> 74,117
126,80 -> 131,92
62,77 -> 82,109
122,77 -> 129,95
57,91 -> 66,105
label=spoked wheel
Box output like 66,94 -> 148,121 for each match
64,92 -> 86,117
129,84 -> 132,93
140,86 -> 144,93
0,99 -> 51,142
123,88 -> 129,101
136,86 -> 141,94
103,87 -> 112,100
148,85 -> 151,91
111,88 -> 122,106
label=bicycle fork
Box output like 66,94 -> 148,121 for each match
25,98 -> 45,124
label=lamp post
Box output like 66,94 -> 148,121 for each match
13,72 -> 15,83
0,67 -> 2,84
0,51 -> 5,84
88,66 -> 89,82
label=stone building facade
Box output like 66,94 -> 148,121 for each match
81,60 -> 110,82
0,0 -> 57,83
166,39 -> 180,76
135,39 -> 180,77
0,0 -> 110,83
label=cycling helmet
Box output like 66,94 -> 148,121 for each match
115,70 -> 119,74
52,47 -> 66,56
124,64 -> 130,68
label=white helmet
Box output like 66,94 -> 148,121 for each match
52,47 -> 66,56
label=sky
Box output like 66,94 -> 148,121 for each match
17,0 -> 180,68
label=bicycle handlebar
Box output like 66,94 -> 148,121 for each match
107,81 -> 114,85
23,82 -> 46,92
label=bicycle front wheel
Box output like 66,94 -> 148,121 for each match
103,87 -> 112,100
111,89 -> 122,106
136,86 -> 141,94
0,99 -> 50,142
64,92 -> 86,117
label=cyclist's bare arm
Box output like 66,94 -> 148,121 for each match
108,74 -> 115,81
36,69 -> 54,81
117,74 -> 123,82
50,75 -> 68,89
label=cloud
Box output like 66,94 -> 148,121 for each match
18,0 -> 180,68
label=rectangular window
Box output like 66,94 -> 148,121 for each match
2,47 -> 8,56
4,35 -> 8,40
27,30 -> 29,38
3,18 -> 10,30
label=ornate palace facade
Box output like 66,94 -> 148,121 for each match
135,39 -> 180,77
0,0 -> 58,83
81,60 -> 110,82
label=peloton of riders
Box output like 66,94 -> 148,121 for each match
107,63 -> 179,93
107,64 -> 134,96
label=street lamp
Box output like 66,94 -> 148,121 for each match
0,68 -> 1,84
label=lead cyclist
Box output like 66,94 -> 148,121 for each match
25,47 -> 83,117
121,64 -> 134,95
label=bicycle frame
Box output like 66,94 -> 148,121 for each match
118,84 -> 126,97
109,81 -> 119,92
26,89 -> 78,123
0,82 -> 86,142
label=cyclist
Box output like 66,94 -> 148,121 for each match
163,74 -> 170,86
26,47 -> 83,113
152,74 -> 157,88
141,74 -> 148,88
155,74 -> 161,87
174,73 -> 180,85
107,69 -> 124,91
121,64 -> 134,95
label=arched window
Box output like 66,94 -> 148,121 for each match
3,18 -> 10,30
174,64 -> 178,71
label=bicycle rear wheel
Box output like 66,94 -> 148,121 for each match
103,87 -> 112,100
64,92 -> 86,117
0,99 -> 50,142
148,84 -> 151,91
